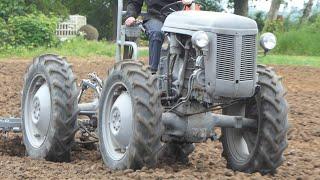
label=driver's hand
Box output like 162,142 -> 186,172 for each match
182,0 -> 193,5
125,17 -> 136,26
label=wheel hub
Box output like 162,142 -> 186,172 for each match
110,107 -> 121,135
32,97 -> 41,124
102,83 -> 134,161
25,79 -> 51,148
109,92 -> 133,149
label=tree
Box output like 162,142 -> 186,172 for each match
63,0 -> 114,40
228,0 -> 249,16
234,0 -> 249,16
251,11 -> 266,32
0,0 -> 68,22
25,0 -> 68,17
112,1 -> 118,40
196,0 -> 223,12
300,0 -> 314,24
0,0 -> 29,22
267,0 -> 283,21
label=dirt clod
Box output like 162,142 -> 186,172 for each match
224,170 -> 234,176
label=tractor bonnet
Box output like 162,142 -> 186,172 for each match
162,11 -> 258,35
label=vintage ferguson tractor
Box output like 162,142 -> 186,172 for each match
14,0 -> 289,174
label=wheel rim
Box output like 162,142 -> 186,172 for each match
102,82 -> 133,161
24,75 -> 51,148
226,98 -> 259,165
226,129 -> 256,163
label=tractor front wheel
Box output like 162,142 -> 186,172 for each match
98,61 -> 162,170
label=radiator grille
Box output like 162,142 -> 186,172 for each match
216,34 -> 235,81
240,35 -> 256,81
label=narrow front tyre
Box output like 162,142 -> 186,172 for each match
98,61 -> 162,170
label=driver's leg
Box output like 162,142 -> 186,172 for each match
144,19 -> 164,73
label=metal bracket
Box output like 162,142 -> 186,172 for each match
0,118 -> 22,132
162,112 -> 257,143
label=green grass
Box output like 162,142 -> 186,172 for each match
0,38 -> 148,60
274,28 -> 320,56
258,55 -> 320,67
1,38 -> 319,68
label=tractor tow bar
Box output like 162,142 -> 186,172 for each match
161,112 -> 257,143
0,117 -> 22,132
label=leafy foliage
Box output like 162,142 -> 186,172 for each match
25,0 -> 68,17
0,0 -> 67,21
0,18 -> 9,49
0,0 -> 30,22
63,0 -> 114,40
79,24 -> 99,41
196,0 -> 223,12
0,13 -> 59,50
308,15 -> 320,32
63,0 -> 223,40
250,11 -> 266,32
274,17 -> 320,56
263,20 -> 285,33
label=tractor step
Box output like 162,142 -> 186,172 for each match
0,117 -> 22,132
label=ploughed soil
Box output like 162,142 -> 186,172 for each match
0,57 -> 319,179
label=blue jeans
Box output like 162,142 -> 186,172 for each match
143,19 -> 164,72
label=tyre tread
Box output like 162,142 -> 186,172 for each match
221,65 -> 289,174
22,54 -> 78,162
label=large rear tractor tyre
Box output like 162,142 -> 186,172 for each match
22,54 -> 78,162
221,65 -> 289,174
98,61 -> 162,170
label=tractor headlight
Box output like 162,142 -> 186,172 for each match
260,32 -> 277,50
192,31 -> 209,48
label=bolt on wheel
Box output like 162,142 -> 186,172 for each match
22,55 -> 78,162
98,61 -> 162,170
101,82 -> 133,161
24,75 -> 51,148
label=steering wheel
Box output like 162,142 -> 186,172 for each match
160,1 -> 184,17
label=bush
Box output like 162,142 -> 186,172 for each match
79,24 -> 99,41
308,16 -> 320,33
0,18 -> 9,50
251,11 -> 266,32
308,13 -> 320,24
0,0 -> 29,22
263,20 -> 285,33
0,13 -> 59,50
6,13 -> 59,48
274,18 -> 320,56
196,0 -> 223,12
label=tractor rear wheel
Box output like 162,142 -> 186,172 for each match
221,65 -> 289,174
22,54 -> 78,162
98,61 -> 162,170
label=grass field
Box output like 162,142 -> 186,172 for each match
0,38 -> 148,60
258,55 -> 320,67
1,39 -> 319,68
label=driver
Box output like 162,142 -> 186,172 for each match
126,0 -> 192,73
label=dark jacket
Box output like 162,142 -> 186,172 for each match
127,0 -> 181,22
